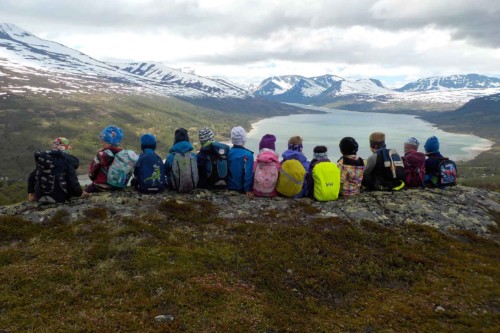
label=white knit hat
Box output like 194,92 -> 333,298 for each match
231,126 -> 247,145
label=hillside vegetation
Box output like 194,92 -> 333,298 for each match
0,193 -> 498,332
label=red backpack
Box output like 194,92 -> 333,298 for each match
402,151 -> 426,187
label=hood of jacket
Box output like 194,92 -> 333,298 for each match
63,152 -> 80,169
169,141 -> 194,154
256,149 -> 279,163
282,149 -> 308,163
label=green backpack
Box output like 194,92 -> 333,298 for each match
312,161 -> 340,201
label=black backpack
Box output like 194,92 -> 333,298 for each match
373,148 -> 406,190
34,150 -> 68,203
205,142 -> 230,186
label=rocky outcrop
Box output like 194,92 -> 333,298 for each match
1,186 -> 499,237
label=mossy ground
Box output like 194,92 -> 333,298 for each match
0,199 -> 498,332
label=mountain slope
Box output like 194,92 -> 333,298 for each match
422,93 -> 500,139
396,74 -> 500,92
0,23 -> 248,98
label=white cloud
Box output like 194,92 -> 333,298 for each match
0,0 -> 499,86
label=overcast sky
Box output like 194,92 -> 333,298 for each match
1,0 -> 499,87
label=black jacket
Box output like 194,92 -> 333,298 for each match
28,150 -> 82,203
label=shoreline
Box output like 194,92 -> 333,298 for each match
247,103 -> 495,162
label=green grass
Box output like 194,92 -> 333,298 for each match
0,200 -> 498,332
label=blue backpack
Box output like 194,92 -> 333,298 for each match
135,153 -> 166,193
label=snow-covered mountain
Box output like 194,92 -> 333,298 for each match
253,75 -> 392,104
253,73 -> 500,109
0,23 -> 248,98
396,74 -> 500,92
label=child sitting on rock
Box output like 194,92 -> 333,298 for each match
337,137 -> 364,196
253,134 -> 280,197
402,137 -> 426,187
84,125 -> 127,193
227,126 -> 254,198
424,136 -> 458,187
28,137 -> 83,203
278,136 -> 310,198
306,146 -> 340,201
165,128 -> 198,192
132,133 -> 166,193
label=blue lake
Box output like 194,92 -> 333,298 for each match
246,104 -> 492,161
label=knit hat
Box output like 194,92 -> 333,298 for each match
198,127 -> 215,145
404,137 -> 419,154
288,136 -> 303,152
174,128 -> 189,144
140,133 -> 157,151
231,126 -> 247,146
53,137 -> 71,152
98,125 -> 123,146
424,136 -> 440,154
369,132 -> 386,151
313,145 -> 328,160
259,134 -> 276,151
339,137 -> 358,155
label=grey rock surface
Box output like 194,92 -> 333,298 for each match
1,186 -> 498,237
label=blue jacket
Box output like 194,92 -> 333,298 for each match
165,141 -> 196,188
281,149 -> 310,197
424,152 -> 444,185
228,145 -> 254,192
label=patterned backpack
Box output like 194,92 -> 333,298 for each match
106,149 -> 139,188
34,150 -> 68,203
253,151 -> 280,197
171,152 -> 199,192
135,153 -> 166,193
437,158 -> 457,186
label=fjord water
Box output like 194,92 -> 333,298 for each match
246,105 -> 492,161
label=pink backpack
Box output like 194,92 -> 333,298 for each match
253,150 -> 280,197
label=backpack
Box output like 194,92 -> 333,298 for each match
136,153 -> 166,193
171,152 -> 199,192
402,152 -> 426,187
253,153 -> 280,197
375,148 -> 405,190
312,161 -> 340,201
437,158 -> 458,186
34,150 -> 68,203
106,149 -> 139,188
205,142 -> 229,186
276,159 -> 306,197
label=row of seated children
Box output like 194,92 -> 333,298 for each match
28,125 -> 456,203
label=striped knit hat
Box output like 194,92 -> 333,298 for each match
198,127 -> 215,145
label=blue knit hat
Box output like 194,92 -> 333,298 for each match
140,133 -> 157,151
424,136 -> 440,154
98,125 -> 123,146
